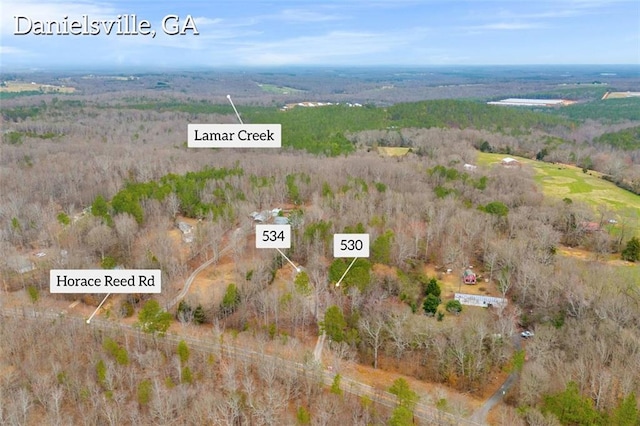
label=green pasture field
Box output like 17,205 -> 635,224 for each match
256,83 -> 305,94
476,152 -> 640,236
608,260 -> 640,285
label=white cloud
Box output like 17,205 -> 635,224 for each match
464,1 -> 631,33
0,45 -> 29,54
469,22 -> 542,30
277,9 -> 343,23
491,1 -> 624,22
228,28 -> 430,66
494,9 -> 582,20
190,17 -> 223,26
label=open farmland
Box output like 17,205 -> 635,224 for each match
0,81 -> 75,94
256,83 -> 305,94
602,91 -> 640,99
476,152 -> 640,236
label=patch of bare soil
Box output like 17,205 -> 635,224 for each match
341,361 -> 484,413
272,264 -> 299,291
422,264 -> 500,299
487,404 -> 509,426
186,259 -> 237,307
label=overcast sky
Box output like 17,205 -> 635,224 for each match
2,0 -> 639,70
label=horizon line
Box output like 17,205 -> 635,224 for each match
3,63 -> 639,74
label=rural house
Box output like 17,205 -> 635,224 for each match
462,269 -> 477,284
176,221 -> 193,234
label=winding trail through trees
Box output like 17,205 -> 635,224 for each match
166,255 -> 219,310
313,327 -> 326,362
166,225 -> 247,310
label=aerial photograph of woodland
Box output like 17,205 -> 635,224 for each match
1,1 -> 639,425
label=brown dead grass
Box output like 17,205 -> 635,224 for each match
342,361 -> 484,412
558,244 -> 636,267
0,81 -> 75,93
422,264 -> 500,300
187,260 -> 236,307
372,263 -> 396,279
377,147 -> 411,157
487,404 -> 509,426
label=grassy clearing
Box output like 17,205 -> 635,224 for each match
256,83 -> 304,94
476,152 -> 640,236
377,147 -> 411,157
625,263 -> 640,283
0,81 -> 75,94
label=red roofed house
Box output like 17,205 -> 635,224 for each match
463,269 -> 477,285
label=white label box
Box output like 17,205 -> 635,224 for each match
188,124 -> 281,148
50,269 -> 161,294
256,224 -> 291,249
333,233 -> 370,258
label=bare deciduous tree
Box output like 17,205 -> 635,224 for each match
359,311 -> 386,369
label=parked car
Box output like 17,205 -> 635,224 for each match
521,330 -> 534,338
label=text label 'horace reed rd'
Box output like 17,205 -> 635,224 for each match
188,124 -> 281,148
50,269 -> 161,294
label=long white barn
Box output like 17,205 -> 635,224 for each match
487,98 -> 570,107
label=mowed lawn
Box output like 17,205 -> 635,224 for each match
476,152 -> 640,236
